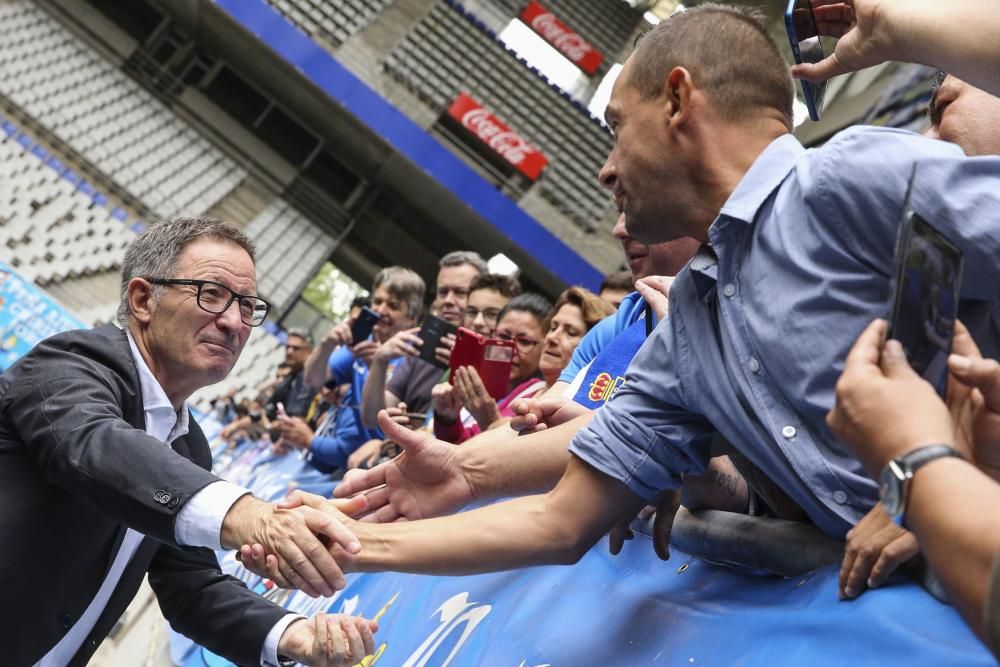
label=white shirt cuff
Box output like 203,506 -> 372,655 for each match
174,480 -> 251,549
262,613 -> 305,667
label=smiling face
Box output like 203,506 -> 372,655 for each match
599,60 -> 685,246
371,285 -> 417,342
926,75 -> 1000,157
436,264 -> 480,326
538,303 -> 586,384
132,238 -> 256,404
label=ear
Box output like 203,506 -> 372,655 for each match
127,277 -> 157,324
664,67 -> 696,128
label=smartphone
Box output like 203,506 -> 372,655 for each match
416,314 -> 457,369
886,211 -> 964,397
448,327 -> 515,400
785,0 -> 827,121
351,306 -> 381,345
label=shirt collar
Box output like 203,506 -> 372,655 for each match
126,330 -> 190,442
711,133 -> 806,231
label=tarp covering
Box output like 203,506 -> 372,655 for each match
181,442 -> 993,666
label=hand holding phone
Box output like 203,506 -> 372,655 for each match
351,306 -> 381,345
785,0 -> 828,121
449,327 -> 515,400
417,315 -> 458,369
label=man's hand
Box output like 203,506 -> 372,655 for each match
431,381 -> 462,425
839,504 -> 919,599
277,613 -> 377,667
510,395 -> 588,434
947,321 -> 1000,480
790,0 -> 894,84
334,410 -> 474,522
435,332 -> 456,368
347,439 -> 385,470
608,489 -> 681,560
279,416 -> 314,449
634,275 -> 674,320
222,494 -> 367,597
325,321 -> 354,348
373,327 -> 421,365
826,319 -> 954,476
452,366 -> 501,429
352,340 -> 379,367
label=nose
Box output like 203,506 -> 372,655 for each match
216,298 -> 246,334
612,213 -> 628,239
473,311 -> 487,331
598,151 -> 616,190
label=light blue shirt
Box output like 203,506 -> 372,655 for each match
570,126 -> 1000,537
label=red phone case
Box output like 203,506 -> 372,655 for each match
449,328 -> 514,400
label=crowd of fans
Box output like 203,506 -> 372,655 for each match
7,0 -> 1000,664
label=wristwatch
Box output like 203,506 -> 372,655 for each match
880,444 -> 963,525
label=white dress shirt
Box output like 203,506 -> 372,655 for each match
37,332 -> 297,666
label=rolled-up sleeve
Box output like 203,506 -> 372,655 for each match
569,318 -> 714,501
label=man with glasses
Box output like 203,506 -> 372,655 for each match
359,251 -> 487,431
265,328 -> 315,420
463,273 -> 521,337
0,218 -> 376,666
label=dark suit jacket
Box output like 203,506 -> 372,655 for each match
0,325 -> 288,666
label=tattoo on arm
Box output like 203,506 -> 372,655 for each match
705,470 -> 740,498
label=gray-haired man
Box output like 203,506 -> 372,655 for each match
0,218 -> 374,666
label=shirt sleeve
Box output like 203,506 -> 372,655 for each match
568,315 -> 715,500
174,480 -> 251,549
385,357 -> 415,401
261,613 -> 304,667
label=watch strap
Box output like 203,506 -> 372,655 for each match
897,444 -> 964,527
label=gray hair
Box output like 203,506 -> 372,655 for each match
439,250 -> 487,275
117,217 -> 256,325
286,328 -> 314,347
372,266 -> 426,319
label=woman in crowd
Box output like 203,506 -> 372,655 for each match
434,288 -> 614,444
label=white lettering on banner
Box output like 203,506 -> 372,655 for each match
460,108 -> 533,165
401,593 -> 492,667
529,12 -> 595,63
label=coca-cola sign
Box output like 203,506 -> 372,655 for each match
447,93 -> 549,181
520,1 -> 604,75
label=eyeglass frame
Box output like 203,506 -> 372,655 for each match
493,330 -> 541,354
144,277 -> 271,327
463,306 -> 503,324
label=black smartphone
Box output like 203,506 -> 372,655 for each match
416,314 -> 457,369
351,306 -> 380,345
886,211 -> 964,397
784,0 -> 827,121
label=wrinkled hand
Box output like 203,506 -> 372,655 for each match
224,494 -> 367,596
435,333 -> 456,368
279,416 -> 314,449
374,327 -> 421,364
277,613 -> 378,667
790,0 -> 894,83
839,504 -> 919,599
634,275 -> 674,320
946,321 -> 1000,479
431,381 -> 462,425
325,321 -> 354,348
333,410 -> 474,523
453,366 -> 501,429
347,439 -> 385,470
352,340 -> 379,366
608,489 -> 681,560
827,319 -> 954,476
510,395 -> 588,434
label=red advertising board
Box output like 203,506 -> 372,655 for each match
520,1 -> 604,75
446,93 -> 549,181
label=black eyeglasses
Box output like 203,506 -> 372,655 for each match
145,278 -> 271,327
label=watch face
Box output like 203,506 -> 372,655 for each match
880,462 -> 904,516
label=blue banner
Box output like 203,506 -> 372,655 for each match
0,261 -> 86,371
181,443 -> 992,666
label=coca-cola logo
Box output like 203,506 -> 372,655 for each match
529,12 -> 594,62
461,108 -> 534,165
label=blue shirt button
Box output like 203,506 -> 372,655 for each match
833,490 -> 848,505
722,283 -> 736,298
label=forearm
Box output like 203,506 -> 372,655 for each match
360,360 -> 390,429
462,413 -> 594,501
887,0 -> 1000,97
352,455 -> 642,576
303,342 -> 336,390
907,457 -> 1000,642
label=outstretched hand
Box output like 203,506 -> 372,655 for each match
277,612 -> 378,667
332,410 -> 475,523
510,395 -> 589,434
608,489 -> 681,561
